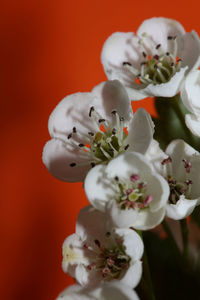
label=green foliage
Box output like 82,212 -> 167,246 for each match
153,95 -> 200,151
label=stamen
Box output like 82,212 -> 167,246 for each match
123,61 -> 132,66
182,159 -> 192,173
94,239 -> 101,248
142,51 -> 147,58
67,133 -> 72,139
89,106 -> 94,117
156,44 -> 161,49
99,119 -> 106,123
130,174 -> 140,182
73,127 -> 77,133
124,144 -> 129,150
69,162 -> 76,167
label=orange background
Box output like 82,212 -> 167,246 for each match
1,1 -> 199,299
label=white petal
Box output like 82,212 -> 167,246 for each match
107,200 -> 166,230
106,152 -> 153,180
181,70 -> 200,115
141,67 -> 188,98
185,114 -> 200,137
56,285 -> 90,300
115,228 -> 144,260
84,165 -> 114,212
101,282 -> 140,300
48,92 -> 95,142
91,80 -> 132,124
166,196 -> 199,220
62,234 -> 88,275
76,205 -> 108,244
126,108 -> 154,154
165,139 -> 197,181
42,139 -> 90,182
137,17 -> 185,52
118,261 -> 142,288
180,31 -> 200,72
145,173 -> 169,212
101,32 -> 141,78
58,283 -> 140,300
145,139 -> 167,173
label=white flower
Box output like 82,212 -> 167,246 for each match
62,206 -> 143,289
101,17 -> 200,100
84,152 -> 169,230
42,80 -> 154,182
56,282 -> 140,300
151,139 -> 200,220
181,69 -> 200,137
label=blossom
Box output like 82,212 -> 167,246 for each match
84,151 -> 169,230
101,17 -> 200,100
62,206 -> 143,289
42,80 -> 154,182
181,69 -> 200,137
151,139 -> 200,220
56,282 -> 140,300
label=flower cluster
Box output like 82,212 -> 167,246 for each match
43,17 -> 200,299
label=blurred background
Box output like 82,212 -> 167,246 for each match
1,0 -> 199,299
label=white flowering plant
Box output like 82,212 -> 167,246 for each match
43,17 -> 200,300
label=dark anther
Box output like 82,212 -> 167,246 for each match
171,62 -> 174,67
123,61 -> 132,66
91,162 -> 96,168
111,110 -> 117,115
106,232 -> 111,237
177,58 -> 182,62
154,64 -> 158,69
114,176 -> 119,181
142,51 -> 147,58
156,44 -> 161,49
70,162 -> 76,167
124,144 -> 130,150
94,239 -> 101,248
88,132 -> 94,136
112,128 -> 116,135
166,52 -> 170,56
120,117 -> 124,121
73,127 -> 77,133
79,144 -> 84,147
167,36 -> 173,40
98,118 -> 106,123
153,54 -> 159,60
97,143 -> 101,148
67,133 -> 72,139
140,61 -> 146,66
89,106 -> 94,117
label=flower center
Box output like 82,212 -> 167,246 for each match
84,233 -> 130,281
69,107 -> 129,168
123,34 -> 182,86
161,157 -> 193,204
113,174 -> 153,210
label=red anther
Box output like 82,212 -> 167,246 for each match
130,174 -> 140,182
161,156 -> 172,165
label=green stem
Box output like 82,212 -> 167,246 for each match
180,219 -> 189,261
162,219 -> 181,258
138,230 -> 156,300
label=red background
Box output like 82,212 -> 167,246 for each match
1,1 -> 199,299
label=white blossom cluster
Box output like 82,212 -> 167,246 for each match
42,17 -> 200,299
